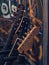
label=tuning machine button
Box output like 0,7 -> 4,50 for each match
16,38 -> 22,45
22,36 -> 25,39
23,21 -> 25,23
25,32 -> 27,35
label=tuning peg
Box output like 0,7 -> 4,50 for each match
16,38 -> 22,45
23,21 -> 25,23
39,32 -> 42,35
38,32 -> 42,38
22,36 -> 25,39
26,22 -> 28,24
30,25 -> 33,29
18,30 -> 21,33
24,32 -> 27,36
27,29 -> 30,32
21,25 -> 23,28
19,18 -> 21,21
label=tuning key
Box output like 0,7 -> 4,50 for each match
25,32 -> 27,35
17,23 -> 19,25
19,30 -> 20,32
24,27 -> 27,29
27,29 -> 30,32
21,25 -> 23,28
23,21 -> 25,23
22,36 -> 25,39
16,38 -> 22,45
19,18 -> 21,21
26,22 -> 28,24
38,31 -> 42,35
30,25 -> 33,29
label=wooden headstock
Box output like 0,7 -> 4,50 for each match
17,26 -> 40,62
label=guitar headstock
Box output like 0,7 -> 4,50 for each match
17,26 -> 40,62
